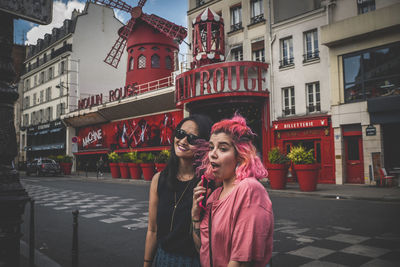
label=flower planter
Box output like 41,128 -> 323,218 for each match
267,163 -> 288,189
128,163 -> 142,179
294,164 -> 319,192
61,162 -> 72,175
119,163 -> 130,179
155,163 -> 167,172
109,163 -> 121,178
140,163 -> 155,181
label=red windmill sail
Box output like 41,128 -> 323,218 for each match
93,0 -> 187,68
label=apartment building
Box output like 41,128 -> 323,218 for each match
321,0 -> 400,184
19,2 -> 127,162
270,0 -> 335,184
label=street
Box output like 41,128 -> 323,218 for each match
20,175 -> 400,267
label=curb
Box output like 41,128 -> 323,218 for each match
20,240 -> 62,267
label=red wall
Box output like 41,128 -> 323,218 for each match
78,111 -> 183,151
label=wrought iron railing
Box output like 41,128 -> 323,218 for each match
303,50 -> 320,63
279,57 -> 294,68
250,14 -> 265,25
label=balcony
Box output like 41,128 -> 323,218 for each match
249,14 -> 265,26
229,22 -> 243,33
303,50 -> 320,63
279,57 -> 294,69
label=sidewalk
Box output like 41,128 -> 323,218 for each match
64,171 -> 400,202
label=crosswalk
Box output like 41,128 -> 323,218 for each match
22,181 -> 149,231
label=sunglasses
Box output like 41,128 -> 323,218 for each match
175,129 -> 200,145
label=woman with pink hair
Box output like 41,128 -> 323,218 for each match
192,114 -> 274,267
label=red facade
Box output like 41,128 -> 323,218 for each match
272,116 -> 335,184
77,111 -> 182,152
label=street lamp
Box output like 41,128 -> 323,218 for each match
0,1 -> 52,266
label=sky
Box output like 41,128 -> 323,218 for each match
14,0 -> 189,55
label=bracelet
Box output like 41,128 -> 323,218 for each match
192,218 -> 201,223
144,259 -> 153,263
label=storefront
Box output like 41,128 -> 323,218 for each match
272,115 -> 335,184
176,61 -> 271,162
25,120 -> 66,160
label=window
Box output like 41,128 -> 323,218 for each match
39,71 -> 44,84
48,67 -> 54,80
59,85 -> 64,97
23,114 -> 29,127
196,0 -> 205,7
252,40 -> 265,62
24,96 -> 30,109
151,47 -> 159,51
230,5 -> 242,32
46,87 -> 51,101
34,75 -> 37,86
40,90 -> 44,103
33,93 -> 37,105
46,107 -> 52,121
307,82 -> 321,113
280,37 -> 294,68
343,42 -> 400,102
231,46 -> 243,61
31,112 -> 35,124
138,55 -> 146,68
165,56 -> 172,70
151,54 -> 160,68
43,53 -> 47,63
139,47 -> 145,51
358,0 -> 375,14
250,0 -> 264,24
25,79 -> 30,91
60,60 -> 66,74
56,103 -> 65,118
39,109 -> 43,123
282,87 -> 295,115
129,57 -> 134,70
304,29 -> 319,62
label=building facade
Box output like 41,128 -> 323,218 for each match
270,0 -> 335,183
321,0 -> 400,184
19,2 -> 127,163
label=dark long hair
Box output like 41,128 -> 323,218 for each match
162,114 -> 213,190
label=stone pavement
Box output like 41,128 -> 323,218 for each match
65,171 -> 400,202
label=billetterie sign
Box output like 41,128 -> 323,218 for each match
175,61 -> 269,104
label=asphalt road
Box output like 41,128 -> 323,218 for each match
19,176 -> 400,267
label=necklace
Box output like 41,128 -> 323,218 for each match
170,180 -> 192,232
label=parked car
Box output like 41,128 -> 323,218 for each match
26,158 -> 61,176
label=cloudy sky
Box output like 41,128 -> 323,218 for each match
14,0 -> 189,54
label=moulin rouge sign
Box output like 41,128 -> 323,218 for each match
77,83 -> 138,109
175,61 -> 269,104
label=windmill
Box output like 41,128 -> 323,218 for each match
92,0 -> 188,86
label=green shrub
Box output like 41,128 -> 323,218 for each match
125,151 -> 142,163
287,146 -> 315,164
154,150 -> 171,163
268,147 -> 289,164
107,152 -> 120,163
139,152 -> 155,163
63,155 -> 73,163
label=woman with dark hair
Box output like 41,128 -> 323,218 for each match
192,114 -> 274,267
144,114 -> 213,267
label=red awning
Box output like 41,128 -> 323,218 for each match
74,150 -> 109,155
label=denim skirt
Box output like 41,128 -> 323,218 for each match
154,246 -> 200,267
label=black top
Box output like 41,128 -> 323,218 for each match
156,171 -> 198,257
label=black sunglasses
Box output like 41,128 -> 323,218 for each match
175,129 -> 200,145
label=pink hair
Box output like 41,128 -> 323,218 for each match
197,114 -> 268,181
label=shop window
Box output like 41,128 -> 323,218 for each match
151,54 -> 160,68
231,46 -> 243,61
343,42 -> 400,102
252,40 -> 265,62
282,86 -> 295,116
280,37 -> 294,68
165,56 -> 172,70
250,0 -> 264,24
303,29 -> 319,62
230,5 -> 242,32
357,0 -> 375,14
138,55 -> 146,69
129,57 -> 134,70
307,82 -> 321,113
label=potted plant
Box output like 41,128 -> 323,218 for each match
267,147 -> 289,189
139,152 -> 155,181
126,151 -> 142,179
119,153 -> 131,179
108,152 -> 121,178
58,155 -> 73,175
287,145 -> 318,192
154,149 -> 170,172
